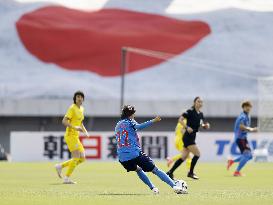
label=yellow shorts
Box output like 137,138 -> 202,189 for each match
65,135 -> 85,153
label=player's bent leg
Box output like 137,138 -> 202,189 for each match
151,167 -> 184,194
120,156 -> 158,194
136,152 -> 175,191
227,154 -> 242,171
152,167 -> 175,187
64,159 -> 79,184
60,159 -> 73,168
172,154 -> 182,162
63,150 -> 81,184
56,145 -> 83,178
135,167 -> 157,193
77,151 -> 86,165
166,154 -> 183,168
227,159 -> 235,170
166,148 -> 189,179
234,151 -> 252,176
167,139 -> 183,167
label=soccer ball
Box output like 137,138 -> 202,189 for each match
175,179 -> 188,194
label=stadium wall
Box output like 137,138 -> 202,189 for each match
0,116 -> 257,153
10,131 -> 273,162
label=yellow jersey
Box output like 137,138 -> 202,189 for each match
174,119 -> 187,151
64,104 -> 84,138
175,119 -> 187,139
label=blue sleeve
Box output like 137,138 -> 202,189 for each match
237,115 -> 246,126
133,120 -> 154,130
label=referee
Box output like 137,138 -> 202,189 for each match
167,97 -> 210,180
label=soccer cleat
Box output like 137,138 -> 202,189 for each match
173,185 -> 185,194
63,176 -> 77,184
166,171 -> 174,180
166,157 -> 174,167
55,164 -> 62,178
187,172 -> 199,180
233,171 -> 244,177
227,159 -> 234,170
152,187 -> 159,195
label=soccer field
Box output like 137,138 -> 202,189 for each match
0,162 -> 272,205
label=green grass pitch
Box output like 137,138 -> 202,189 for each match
0,162 -> 272,205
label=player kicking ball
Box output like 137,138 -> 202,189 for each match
115,105 -> 187,194
227,101 -> 258,176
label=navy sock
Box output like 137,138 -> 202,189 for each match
189,156 -> 199,174
168,158 -> 183,174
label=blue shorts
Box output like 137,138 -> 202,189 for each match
119,151 -> 155,172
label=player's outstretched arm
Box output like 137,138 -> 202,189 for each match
134,116 -> 161,130
239,123 -> 258,132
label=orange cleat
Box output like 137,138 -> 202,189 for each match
227,159 -> 234,170
233,171 -> 244,177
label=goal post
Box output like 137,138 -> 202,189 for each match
257,76 -> 273,132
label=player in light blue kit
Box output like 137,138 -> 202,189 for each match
227,101 -> 257,176
115,105 -> 184,194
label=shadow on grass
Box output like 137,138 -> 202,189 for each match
49,183 -> 67,185
98,193 -> 150,196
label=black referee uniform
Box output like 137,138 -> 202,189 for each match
182,108 -> 204,147
167,107 -> 205,180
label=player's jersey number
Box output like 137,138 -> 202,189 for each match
116,130 -> 129,148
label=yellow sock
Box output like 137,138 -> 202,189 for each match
186,157 -> 192,170
61,159 -> 73,168
65,158 -> 80,177
77,158 -> 85,165
172,154 -> 182,162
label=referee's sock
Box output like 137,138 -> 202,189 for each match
189,156 -> 199,174
136,169 -> 155,190
167,158 -> 183,174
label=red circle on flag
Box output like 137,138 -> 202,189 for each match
16,7 -> 211,76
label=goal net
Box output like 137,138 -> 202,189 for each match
258,76 -> 273,132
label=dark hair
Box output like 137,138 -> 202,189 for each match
121,105 -> 136,119
73,90 -> 85,104
242,101 -> 252,108
192,96 -> 201,108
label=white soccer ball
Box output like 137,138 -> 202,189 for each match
175,179 -> 188,194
